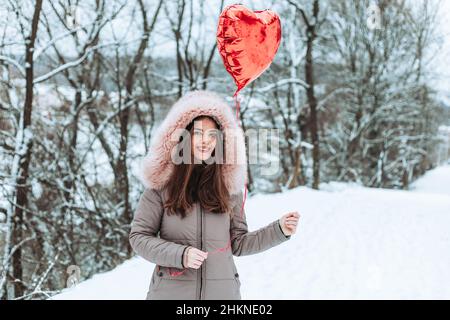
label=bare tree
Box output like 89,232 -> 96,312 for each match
287,0 -> 322,189
0,0 -> 43,299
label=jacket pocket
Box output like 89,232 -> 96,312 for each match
231,262 -> 241,284
233,271 -> 241,288
146,273 -> 163,299
150,267 -> 164,291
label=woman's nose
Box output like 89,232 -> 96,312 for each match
201,135 -> 212,145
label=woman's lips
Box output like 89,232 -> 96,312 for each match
197,147 -> 210,152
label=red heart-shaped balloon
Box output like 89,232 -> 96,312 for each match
217,4 -> 281,95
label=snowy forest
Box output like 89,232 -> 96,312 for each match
1,0 -> 449,300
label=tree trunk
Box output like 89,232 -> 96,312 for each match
11,0 -> 43,299
304,1 -> 320,189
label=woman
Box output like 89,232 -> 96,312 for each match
129,90 -> 300,300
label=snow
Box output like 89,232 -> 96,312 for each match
410,165 -> 450,196
31,179 -> 43,199
50,164 -> 450,300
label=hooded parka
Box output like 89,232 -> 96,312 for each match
129,90 -> 291,300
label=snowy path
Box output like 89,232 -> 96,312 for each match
51,165 -> 450,300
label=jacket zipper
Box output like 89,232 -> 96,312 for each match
199,205 -> 203,300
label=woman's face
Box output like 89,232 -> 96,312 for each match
191,117 -> 219,162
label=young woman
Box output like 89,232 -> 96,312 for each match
129,90 -> 300,300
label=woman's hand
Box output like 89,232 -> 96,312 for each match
183,246 -> 208,269
279,211 -> 300,236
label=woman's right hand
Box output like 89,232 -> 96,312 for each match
183,246 -> 208,269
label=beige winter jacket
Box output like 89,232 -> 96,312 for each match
129,187 -> 290,300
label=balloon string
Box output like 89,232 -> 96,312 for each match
233,90 -> 241,127
234,90 -> 248,221
164,90 -> 248,278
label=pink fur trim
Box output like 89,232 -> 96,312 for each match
137,90 -> 247,195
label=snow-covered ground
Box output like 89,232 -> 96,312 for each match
410,164 -> 450,196
50,164 -> 450,300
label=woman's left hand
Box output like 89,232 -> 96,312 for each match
279,211 -> 300,236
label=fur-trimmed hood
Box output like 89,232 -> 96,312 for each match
137,90 -> 247,195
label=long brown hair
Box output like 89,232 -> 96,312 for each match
163,115 -> 232,219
